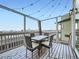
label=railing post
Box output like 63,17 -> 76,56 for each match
56,17 -> 59,43
1,36 -> 2,52
71,0 -> 76,48
23,16 -> 28,58
24,16 -> 26,34
60,23 -> 62,40
38,20 -> 42,35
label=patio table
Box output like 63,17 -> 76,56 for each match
31,35 -> 48,56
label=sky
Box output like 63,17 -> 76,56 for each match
0,0 -> 76,31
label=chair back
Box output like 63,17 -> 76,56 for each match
49,35 -> 54,47
44,33 -> 49,36
30,33 -> 35,37
25,36 -> 32,48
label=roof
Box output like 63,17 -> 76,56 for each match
58,13 -> 70,23
58,12 -> 79,23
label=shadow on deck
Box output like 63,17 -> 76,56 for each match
0,43 -> 78,59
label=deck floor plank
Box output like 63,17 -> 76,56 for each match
55,44 -> 61,59
0,43 -> 78,59
64,45 -> 68,59
63,45 -> 67,59
67,45 -> 70,59
58,44 -> 63,59
53,43 -> 61,59
51,43 -> 58,58
69,46 -> 75,59
58,44 -> 62,59
52,43 -> 60,58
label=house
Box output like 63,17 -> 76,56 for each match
58,9 -> 79,43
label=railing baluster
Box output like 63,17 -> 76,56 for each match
12,35 -> 14,48
7,35 -> 9,50
17,34 -> 18,46
18,34 -> 20,46
11,35 -> 13,48
4,35 -> 7,51
10,35 -> 12,49
1,36 -> 4,51
0,32 -> 25,53
9,35 -> 11,49
0,36 -> 2,53
0,36 -> 1,51
18,34 -> 19,46
14,35 -> 15,46
2,36 -> 5,52
15,35 -> 17,46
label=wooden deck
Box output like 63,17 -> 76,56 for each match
0,43 -> 78,59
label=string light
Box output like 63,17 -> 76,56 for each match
30,3 -> 34,6
37,0 -> 61,19
40,0 -> 69,19
12,0 -> 70,20
13,0 -> 41,9
29,0 -> 55,15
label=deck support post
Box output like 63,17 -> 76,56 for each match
23,16 -> 27,58
38,20 -> 42,35
71,0 -> 76,48
56,17 -> 59,43
24,16 -> 26,34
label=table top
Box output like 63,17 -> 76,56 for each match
31,35 -> 48,41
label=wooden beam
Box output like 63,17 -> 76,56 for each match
0,4 -> 39,21
41,16 -> 62,21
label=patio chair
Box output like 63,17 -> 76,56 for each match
41,35 -> 54,58
24,36 -> 39,59
65,33 -> 71,45
30,33 -> 35,37
44,33 -> 49,36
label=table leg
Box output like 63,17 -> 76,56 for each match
38,41 -> 42,57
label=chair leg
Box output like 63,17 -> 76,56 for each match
49,49 -> 51,59
51,47 -> 52,53
32,51 -> 33,59
26,48 -> 27,58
